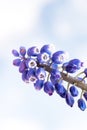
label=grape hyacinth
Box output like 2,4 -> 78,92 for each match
35,67 -> 46,80
63,59 -> 83,73
12,44 -> 87,111
27,46 -> 40,56
20,46 -> 26,56
69,85 -> 79,97
52,51 -> 69,64
78,98 -> 86,111
34,80 -> 44,90
55,83 -> 67,98
65,92 -> 74,107
44,81 -> 54,96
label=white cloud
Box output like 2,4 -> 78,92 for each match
0,0 -> 53,38
52,21 -> 72,39
0,118 -> 45,130
72,0 -> 87,14
51,0 -> 87,41
0,0 -> 53,57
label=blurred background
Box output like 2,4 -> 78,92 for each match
0,0 -> 87,130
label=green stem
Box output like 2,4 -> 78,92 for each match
67,82 -> 70,91
80,90 -> 84,99
75,71 -> 84,78
47,73 -> 50,81
37,62 -> 87,91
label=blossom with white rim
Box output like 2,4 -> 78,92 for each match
27,68 -> 37,83
52,51 -> 69,64
27,58 -> 37,68
58,51 -> 69,63
36,68 -> 46,80
40,44 -> 55,56
37,52 -> 50,64
28,75 -> 37,83
33,47 -> 40,54
48,44 -> 55,54
27,46 -> 40,56
41,52 -> 50,63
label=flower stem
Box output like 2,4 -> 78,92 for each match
37,62 -> 87,91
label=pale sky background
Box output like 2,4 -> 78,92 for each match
0,0 -> 87,130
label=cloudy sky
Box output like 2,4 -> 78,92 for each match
0,0 -> 87,130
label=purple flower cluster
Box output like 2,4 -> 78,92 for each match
12,44 -> 87,111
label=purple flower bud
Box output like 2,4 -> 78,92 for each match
69,59 -> 83,70
20,46 -> 26,56
50,75 -> 58,85
13,59 -> 21,66
27,46 -> 40,56
69,86 -> 79,97
64,59 -> 83,73
22,70 -> 29,83
19,61 -> 27,73
52,51 -> 69,64
44,81 -> 54,96
40,44 -> 55,56
64,63 -> 77,73
78,98 -> 86,111
55,83 -> 67,98
65,93 -> 74,107
34,80 -> 44,90
12,49 -> 19,57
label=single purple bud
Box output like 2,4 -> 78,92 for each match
35,67 -> 46,80
13,59 -> 21,66
12,49 -> 19,57
65,93 -> 74,107
64,63 -> 78,73
27,46 -> 40,56
65,59 -> 83,73
44,81 -> 54,96
78,98 -> 86,111
69,86 -> 79,97
34,80 -> 44,90
69,59 -> 83,70
40,44 -> 55,56
20,46 -> 26,56
22,70 -> 29,83
19,61 -> 27,73
52,51 -> 69,64
50,75 -> 58,85
55,83 -> 67,98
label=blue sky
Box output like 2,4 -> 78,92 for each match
0,0 -> 87,130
